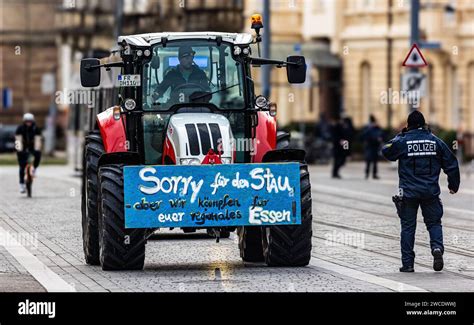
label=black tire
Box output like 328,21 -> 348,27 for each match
237,132 -> 291,263
207,228 -> 231,239
25,167 -> 32,198
81,132 -> 104,265
98,165 -> 146,271
26,178 -> 32,198
238,227 -> 264,262
262,163 -> 313,266
276,130 -> 290,149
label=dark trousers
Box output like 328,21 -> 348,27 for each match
332,152 -> 346,177
365,158 -> 378,178
17,151 -> 41,184
399,196 -> 444,267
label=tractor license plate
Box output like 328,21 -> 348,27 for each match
123,163 -> 301,228
117,74 -> 141,87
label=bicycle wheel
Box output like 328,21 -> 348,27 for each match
25,166 -> 32,198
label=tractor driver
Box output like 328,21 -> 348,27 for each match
150,45 -> 210,104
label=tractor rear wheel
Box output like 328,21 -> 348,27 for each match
262,163 -> 313,266
98,164 -> 146,270
81,132 -> 104,265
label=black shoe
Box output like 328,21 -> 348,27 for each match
399,265 -> 414,272
432,248 -> 444,271
332,175 -> 341,179
373,175 -> 380,180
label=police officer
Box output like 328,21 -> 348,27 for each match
382,110 -> 460,272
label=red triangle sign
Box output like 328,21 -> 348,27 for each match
402,44 -> 428,68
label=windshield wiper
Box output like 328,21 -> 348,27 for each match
190,83 -> 240,102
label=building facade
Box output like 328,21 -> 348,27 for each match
244,0 -> 473,142
0,0 -> 60,126
244,0 -> 342,128
338,0 -> 474,135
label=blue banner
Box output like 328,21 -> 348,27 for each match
123,163 -> 301,228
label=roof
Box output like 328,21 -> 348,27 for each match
118,32 -> 254,47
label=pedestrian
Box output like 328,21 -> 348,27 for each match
15,113 -> 42,193
342,116 -> 355,158
331,117 -> 348,178
361,114 -> 383,179
382,110 -> 460,272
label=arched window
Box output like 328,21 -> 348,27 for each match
468,62 -> 474,132
360,61 -> 371,124
450,65 -> 460,130
427,64 -> 435,125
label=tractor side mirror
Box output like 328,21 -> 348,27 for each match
80,58 -> 101,87
286,56 -> 306,84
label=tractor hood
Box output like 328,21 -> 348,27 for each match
165,113 -> 234,165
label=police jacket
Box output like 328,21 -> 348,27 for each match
382,127 -> 460,198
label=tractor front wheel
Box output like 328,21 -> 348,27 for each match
237,130 -> 293,264
237,227 -> 264,262
98,165 -> 146,271
262,163 -> 313,266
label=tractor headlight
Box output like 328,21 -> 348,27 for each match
255,95 -> 268,108
180,158 -> 201,165
233,46 -> 242,56
221,157 -> 232,164
124,98 -> 136,111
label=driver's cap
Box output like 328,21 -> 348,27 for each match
178,45 -> 195,59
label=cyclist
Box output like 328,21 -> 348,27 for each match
15,113 -> 42,193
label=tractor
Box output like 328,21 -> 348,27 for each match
80,14 -> 313,271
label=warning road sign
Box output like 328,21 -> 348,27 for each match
402,44 -> 428,68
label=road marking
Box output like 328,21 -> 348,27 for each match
0,226 -> 76,292
314,184 -> 474,216
368,178 -> 474,195
310,257 -> 427,292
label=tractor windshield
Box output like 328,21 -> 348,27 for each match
143,40 -> 246,110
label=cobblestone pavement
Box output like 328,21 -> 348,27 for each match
0,161 -> 472,292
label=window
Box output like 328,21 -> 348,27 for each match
361,62 -> 372,123
142,40 -> 245,111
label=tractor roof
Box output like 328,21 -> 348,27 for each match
118,32 -> 254,47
